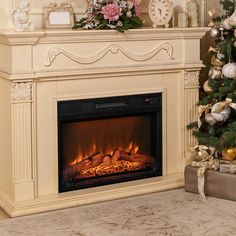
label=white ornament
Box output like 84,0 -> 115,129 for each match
229,9 -> 236,26
205,113 -> 217,126
217,52 -> 225,60
10,0 -> 34,32
222,62 -> 236,78
148,0 -> 173,28
222,17 -> 233,30
210,27 -> 219,38
211,103 -> 231,122
187,0 -> 199,27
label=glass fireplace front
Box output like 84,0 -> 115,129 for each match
58,93 -> 162,192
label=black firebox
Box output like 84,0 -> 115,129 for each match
58,93 -> 162,193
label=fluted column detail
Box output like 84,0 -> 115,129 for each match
11,82 -> 34,201
184,70 -> 199,164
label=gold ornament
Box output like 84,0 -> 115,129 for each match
192,145 -> 214,161
203,80 -> 213,93
211,55 -> 224,67
222,148 -> 236,161
208,66 -> 222,79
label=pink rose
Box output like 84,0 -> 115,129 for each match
101,3 -> 122,21
131,0 -> 141,16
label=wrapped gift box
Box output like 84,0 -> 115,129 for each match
184,165 -> 236,201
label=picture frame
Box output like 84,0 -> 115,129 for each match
44,3 -> 75,29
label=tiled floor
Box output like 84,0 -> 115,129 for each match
0,208 -> 9,220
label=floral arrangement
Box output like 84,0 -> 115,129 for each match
73,0 -> 143,32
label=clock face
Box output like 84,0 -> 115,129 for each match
148,0 -> 173,27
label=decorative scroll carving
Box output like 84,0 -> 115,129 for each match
45,42 -> 175,67
11,82 -> 32,102
184,71 -> 200,88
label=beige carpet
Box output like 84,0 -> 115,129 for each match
1,189 -> 236,236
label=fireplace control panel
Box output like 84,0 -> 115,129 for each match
58,93 -> 162,120
144,97 -> 158,105
95,102 -> 128,109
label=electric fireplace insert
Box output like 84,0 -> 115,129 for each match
58,93 -> 162,193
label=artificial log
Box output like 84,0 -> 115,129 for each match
63,149 -> 154,182
119,150 -> 154,166
63,152 -> 103,181
111,149 -> 121,165
103,155 -> 112,166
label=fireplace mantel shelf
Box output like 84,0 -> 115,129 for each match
0,27 -> 209,81
0,28 -> 209,45
0,27 -> 208,217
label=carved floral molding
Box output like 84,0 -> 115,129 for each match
184,71 -> 200,88
45,42 -> 175,67
11,82 -> 33,102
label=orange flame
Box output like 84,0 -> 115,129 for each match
69,141 -> 141,166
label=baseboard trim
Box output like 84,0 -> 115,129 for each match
0,191 -> 15,217
0,174 -> 184,217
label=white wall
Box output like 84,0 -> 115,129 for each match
0,1 -> 13,29
0,0 -> 88,30
0,0 -> 214,30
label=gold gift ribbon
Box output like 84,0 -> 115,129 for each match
213,98 -> 236,112
198,99 -> 236,127
191,156 -> 219,200
211,55 -> 224,67
208,47 -> 217,53
198,104 -> 211,127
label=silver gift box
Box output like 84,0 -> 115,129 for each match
185,165 -> 236,201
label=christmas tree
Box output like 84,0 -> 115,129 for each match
188,0 -> 236,160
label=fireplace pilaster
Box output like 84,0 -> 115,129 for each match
11,82 -> 35,202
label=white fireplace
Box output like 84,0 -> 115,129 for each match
0,28 -> 208,217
